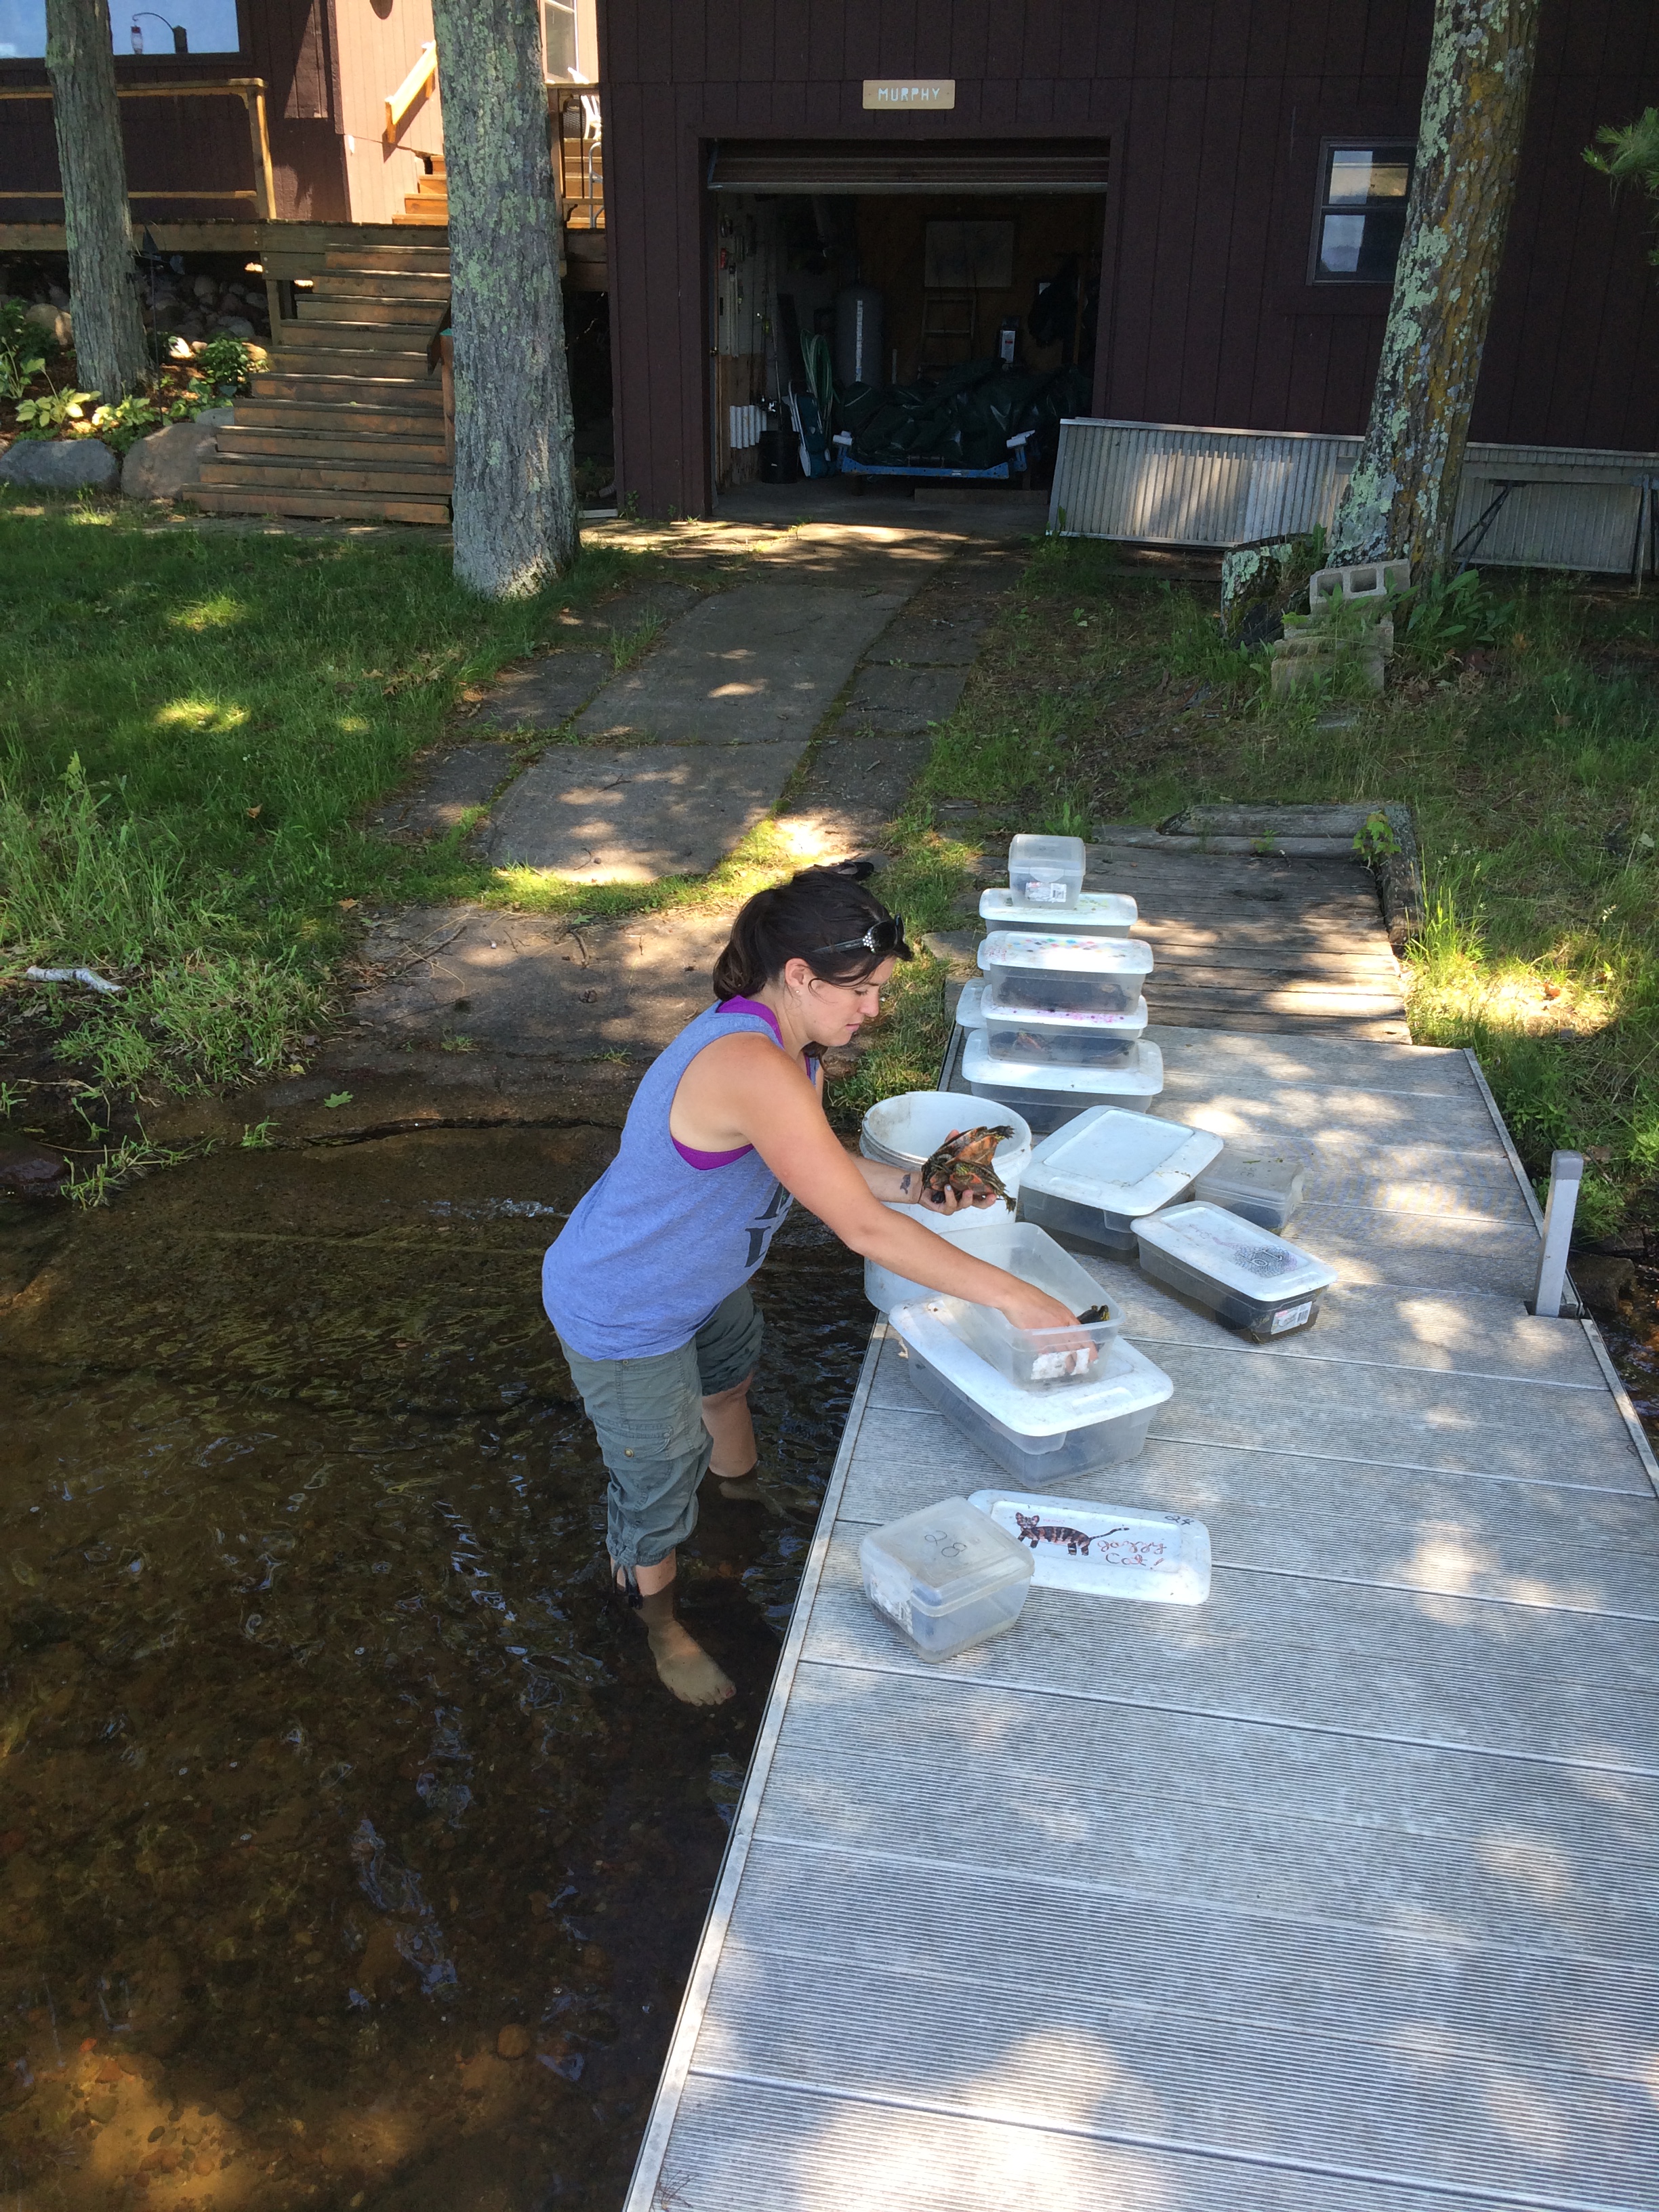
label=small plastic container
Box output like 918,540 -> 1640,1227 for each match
1019,1106 -> 1224,1254
968,1489 -> 1211,1605
890,1296 -> 1174,1482
903,1217 -> 1123,1386
982,996 -> 1149,1069
979,886 -> 1137,937
1007,832 -> 1085,910
962,1026 -> 1165,1133
1134,1200 -> 1335,1340
1193,1147 -> 1308,1231
859,1090 -> 1032,1193
859,1495 -> 1035,1660
980,930 -> 1155,1016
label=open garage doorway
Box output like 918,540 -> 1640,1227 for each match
706,139 -> 1108,514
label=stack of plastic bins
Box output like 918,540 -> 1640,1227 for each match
858,1092 -> 1034,1312
958,978 -> 1163,1133
1019,1106 -> 1225,1254
890,1293 -> 1174,1481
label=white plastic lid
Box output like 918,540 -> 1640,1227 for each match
980,888 -> 1137,930
963,1027 -> 1166,1098
1134,1200 -> 1334,1300
891,1297 -> 1174,1437
981,989 -> 1149,1040
980,930 -> 1154,977
1023,1107 -> 1224,1218
859,1496 -> 1033,1609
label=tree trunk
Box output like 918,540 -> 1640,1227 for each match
429,0 -> 578,596
1330,0 -> 1542,572
44,0 -> 148,403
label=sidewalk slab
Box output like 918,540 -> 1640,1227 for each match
571,581 -> 912,746
483,740 -> 808,882
369,741 -> 520,839
838,661 -> 969,732
469,648 -> 613,731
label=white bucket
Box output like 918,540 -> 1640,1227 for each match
859,1091 -> 1033,1187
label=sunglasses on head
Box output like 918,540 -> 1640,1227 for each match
806,914 -> 907,962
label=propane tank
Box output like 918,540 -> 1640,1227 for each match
834,285 -> 885,388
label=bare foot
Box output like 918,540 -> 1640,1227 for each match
716,1473 -> 765,1502
645,1616 -> 735,1705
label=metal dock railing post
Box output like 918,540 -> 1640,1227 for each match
1532,1149 -> 1583,1317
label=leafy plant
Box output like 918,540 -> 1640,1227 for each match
1353,808 -> 1402,861
87,390 -> 165,456
192,334 -> 258,396
1394,566 -> 1516,661
14,384 -> 99,439
1585,108 -> 1659,264
0,300 -> 47,401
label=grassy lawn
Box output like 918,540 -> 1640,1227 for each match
912,534 -> 1659,1233
0,495 -> 733,1094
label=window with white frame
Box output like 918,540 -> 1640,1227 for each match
1311,141 -> 1415,284
542,1 -> 579,80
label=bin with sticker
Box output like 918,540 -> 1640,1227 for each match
1133,1200 -> 1334,1339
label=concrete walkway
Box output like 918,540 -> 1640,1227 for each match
348,524 -> 1025,1062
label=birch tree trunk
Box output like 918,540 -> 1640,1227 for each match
44,0 -> 148,404
429,0 -> 578,596
1330,0 -> 1542,573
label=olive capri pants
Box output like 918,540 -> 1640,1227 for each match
557,1286 -> 764,1568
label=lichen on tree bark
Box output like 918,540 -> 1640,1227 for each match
44,0 -> 149,404
1330,0 -> 1542,573
429,0 -> 579,598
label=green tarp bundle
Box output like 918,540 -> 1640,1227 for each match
836,359 -> 1090,473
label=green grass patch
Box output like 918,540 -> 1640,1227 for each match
0,495 -> 647,1090
912,535 -> 1659,1229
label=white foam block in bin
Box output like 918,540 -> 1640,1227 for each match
968,1488 -> 1211,1604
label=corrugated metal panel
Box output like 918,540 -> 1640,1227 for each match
1050,418 -> 1659,573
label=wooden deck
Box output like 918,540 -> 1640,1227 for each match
1106,838 -> 1411,1043
624,1024 -> 1659,2212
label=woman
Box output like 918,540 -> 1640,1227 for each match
542,864 -> 1076,1706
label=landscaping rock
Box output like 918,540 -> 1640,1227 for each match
0,438 -> 117,490
24,302 -> 71,347
0,1139 -> 67,1197
121,409 -> 234,501
213,315 -> 255,340
1570,1252 -> 1635,1319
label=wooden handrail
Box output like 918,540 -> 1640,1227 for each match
384,42 -> 436,143
0,77 -> 275,220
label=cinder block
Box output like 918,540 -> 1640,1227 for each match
1309,559 -> 1411,611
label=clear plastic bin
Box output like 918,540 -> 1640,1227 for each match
858,1496 -> 1034,1660
979,886 -> 1137,937
863,1198 -> 1018,1314
1007,833 -> 1085,910
980,930 -> 1154,1015
1019,1107 -> 1223,1254
982,996 -> 1148,1068
968,1488 -> 1211,1605
890,1298 -> 1174,1483
914,1218 -> 1122,1387
1193,1146 -> 1308,1231
962,1027 -> 1164,1133
1134,1200 -> 1334,1340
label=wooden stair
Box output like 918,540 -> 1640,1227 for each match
396,158 -> 449,226
184,232 -> 452,526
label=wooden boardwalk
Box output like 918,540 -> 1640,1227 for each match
624,1023 -> 1659,2212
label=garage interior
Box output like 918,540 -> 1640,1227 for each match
708,140 -> 1108,507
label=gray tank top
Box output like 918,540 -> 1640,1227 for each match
542,998 -> 806,1361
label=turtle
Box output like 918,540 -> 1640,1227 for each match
918,1124 -> 1017,1212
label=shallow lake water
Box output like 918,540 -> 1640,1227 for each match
0,1125 -> 869,2211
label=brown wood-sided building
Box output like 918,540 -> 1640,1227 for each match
3,1 -> 1656,527
601,0 -> 1659,518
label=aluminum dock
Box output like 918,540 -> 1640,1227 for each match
624,1023 -> 1659,2212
